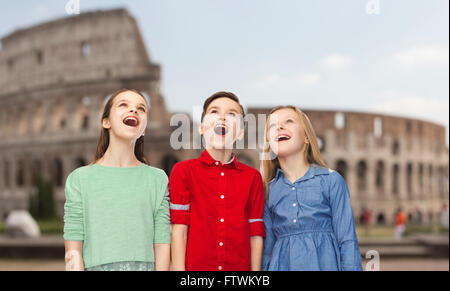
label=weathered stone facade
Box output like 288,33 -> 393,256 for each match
0,9 -> 448,226
240,108 -> 449,225
0,9 -> 196,219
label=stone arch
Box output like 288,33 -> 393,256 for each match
31,160 -> 42,185
418,163 -> 424,193
438,166 -> 447,199
51,102 -> 67,132
51,158 -> 64,187
32,102 -> 45,134
16,159 -> 25,187
406,163 -> 413,198
335,160 -> 348,181
376,212 -> 386,225
75,157 -> 87,168
17,108 -> 28,136
74,97 -> 91,131
4,160 -> 10,188
357,160 -> 367,192
6,111 -> 15,137
375,160 -> 385,193
428,164 -> 434,194
392,164 -> 400,196
0,109 -> 5,138
392,140 -> 400,156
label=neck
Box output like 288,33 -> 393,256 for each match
98,133 -> 141,167
278,150 -> 310,184
206,148 -> 233,164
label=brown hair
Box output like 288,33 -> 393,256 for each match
92,88 -> 149,165
261,105 -> 327,200
201,91 -> 245,122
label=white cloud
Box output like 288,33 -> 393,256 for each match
319,53 -> 353,70
393,44 -> 449,68
251,72 -> 320,90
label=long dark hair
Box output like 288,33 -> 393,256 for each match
92,88 -> 149,165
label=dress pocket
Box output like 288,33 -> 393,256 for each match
298,186 -> 323,205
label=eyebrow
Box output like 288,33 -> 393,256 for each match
116,99 -> 147,108
207,106 -> 240,113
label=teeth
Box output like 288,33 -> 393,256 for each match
123,116 -> 138,127
214,124 -> 227,135
277,135 -> 290,141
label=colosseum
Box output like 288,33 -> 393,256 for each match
0,8 -> 448,226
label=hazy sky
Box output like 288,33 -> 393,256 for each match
1,1 -> 449,142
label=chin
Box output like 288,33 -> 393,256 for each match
113,130 -> 141,141
272,144 -> 299,158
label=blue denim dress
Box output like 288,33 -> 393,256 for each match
262,164 -> 362,271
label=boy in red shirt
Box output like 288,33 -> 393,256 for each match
170,91 -> 265,271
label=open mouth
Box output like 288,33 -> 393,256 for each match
276,134 -> 291,142
214,124 -> 228,136
123,116 -> 139,127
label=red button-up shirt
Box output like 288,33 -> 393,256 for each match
169,150 -> 266,271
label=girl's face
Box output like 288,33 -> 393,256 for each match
102,91 -> 148,141
267,108 -> 309,158
199,97 -> 244,150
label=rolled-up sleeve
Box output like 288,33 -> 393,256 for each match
262,203 -> 275,270
247,173 -> 266,238
154,173 -> 171,244
63,170 -> 84,241
169,162 -> 191,225
329,172 -> 363,271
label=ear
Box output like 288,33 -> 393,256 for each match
198,123 -> 204,136
102,118 -> 111,130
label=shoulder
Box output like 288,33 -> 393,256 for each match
326,169 -> 346,186
311,165 -> 346,186
237,162 -> 263,182
66,165 -> 91,181
169,160 -> 191,177
141,164 -> 168,183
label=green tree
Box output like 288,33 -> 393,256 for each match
29,175 -> 56,220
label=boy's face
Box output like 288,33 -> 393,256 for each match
199,97 -> 245,150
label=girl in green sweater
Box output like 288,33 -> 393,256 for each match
63,89 -> 171,271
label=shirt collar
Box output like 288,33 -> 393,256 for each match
273,163 -> 331,185
199,150 -> 243,170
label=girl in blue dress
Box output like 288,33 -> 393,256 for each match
261,105 -> 362,271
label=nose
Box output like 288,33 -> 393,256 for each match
277,123 -> 285,130
130,108 -> 138,114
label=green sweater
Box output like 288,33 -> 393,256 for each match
63,163 -> 171,268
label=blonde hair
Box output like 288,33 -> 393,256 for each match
261,105 -> 327,200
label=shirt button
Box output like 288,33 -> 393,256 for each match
220,195 -> 225,199
293,219 -> 297,223
218,266 -> 223,270
221,172 -> 224,176
219,242 -> 223,246
292,187 -> 296,191
220,218 -> 224,222
293,203 -> 297,207
215,161 -> 219,165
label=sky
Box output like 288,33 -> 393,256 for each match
1,0 -> 449,143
